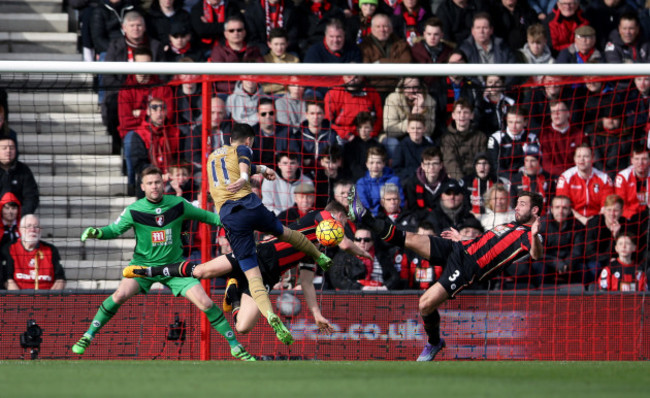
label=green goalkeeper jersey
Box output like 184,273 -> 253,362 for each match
98,195 -> 221,267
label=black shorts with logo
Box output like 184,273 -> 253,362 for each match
428,236 -> 476,297
225,243 -> 279,294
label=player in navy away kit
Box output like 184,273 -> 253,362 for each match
125,201 -> 369,335
348,188 -> 544,361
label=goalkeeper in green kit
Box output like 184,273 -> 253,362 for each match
71,166 -> 255,360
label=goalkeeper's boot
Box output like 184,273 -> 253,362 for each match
123,265 -> 148,278
71,334 -> 93,355
223,278 -> 240,313
416,338 -> 446,362
315,253 -> 333,272
347,185 -> 367,222
230,344 -> 256,361
267,311 -> 294,345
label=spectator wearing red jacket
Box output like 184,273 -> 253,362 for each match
545,0 -> 588,55
539,99 -> 586,177
117,47 -> 174,140
615,143 -> 650,220
324,75 -> 383,141
2,214 -> 66,290
556,143 -> 614,225
0,191 -> 21,248
125,97 -> 180,198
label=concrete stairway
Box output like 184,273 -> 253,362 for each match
1,0 -> 81,61
1,0 -> 130,290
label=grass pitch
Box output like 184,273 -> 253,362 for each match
1,361 -> 648,398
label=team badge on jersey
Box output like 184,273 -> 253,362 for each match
155,215 -> 165,227
491,224 -> 510,236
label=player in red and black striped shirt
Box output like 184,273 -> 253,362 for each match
124,201 -> 368,335
348,188 -> 544,361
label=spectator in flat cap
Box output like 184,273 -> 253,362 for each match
555,25 -> 603,63
277,182 -> 316,225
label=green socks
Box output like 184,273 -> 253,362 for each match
204,304 -> 239,348
86,295 -> 122,337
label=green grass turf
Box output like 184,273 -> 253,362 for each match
1,361 -> 648,398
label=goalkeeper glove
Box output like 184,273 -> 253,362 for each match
81,227 -> 102,241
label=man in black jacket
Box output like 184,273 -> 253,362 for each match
531,195 -> 585,287
0,136 -> 39,215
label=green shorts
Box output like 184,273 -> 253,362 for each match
135,275 -> 200,297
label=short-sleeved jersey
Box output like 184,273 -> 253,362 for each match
599,259 -> 648,292
4,239 -> 65,289
100,195 -> 221,267
461,222 -> 540,281
556,167 -> 613,217
208,144 -> 254,212
614,166 -> 650,219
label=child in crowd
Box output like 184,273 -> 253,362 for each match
599,233 -> 647,291
356,146 -> 404,216
165,163 -> 199,204
262,28 -> 299,96
519,23 -> 554,68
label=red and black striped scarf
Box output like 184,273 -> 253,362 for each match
263,0 -> 285,38
203,0 -> 225,23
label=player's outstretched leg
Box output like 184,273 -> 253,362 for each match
230,344 -> 256,361
223,278 -> 240,313
417,339 -> 446,362
123,261 -> 197,279
123,265 -> 147,278
71,334 -> 93,355
280,227 -> 332,272
267,311 -> 294,345
347,186 -> 406,248
71,295 -> 123,355
347,185 -> 367,222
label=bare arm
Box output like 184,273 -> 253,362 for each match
529,216 -> 543,260
298,269 -> 333,334
339,235 -> 371,258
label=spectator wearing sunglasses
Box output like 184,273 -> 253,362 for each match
249,98 -> 290,165
163,22 -> 205,62
210,15 -> 264,93
328,227 -> 401,290
125,97 -> 180,198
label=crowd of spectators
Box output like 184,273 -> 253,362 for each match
7,0 -> 650,292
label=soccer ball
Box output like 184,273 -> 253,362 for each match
315,219 -> 344,247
